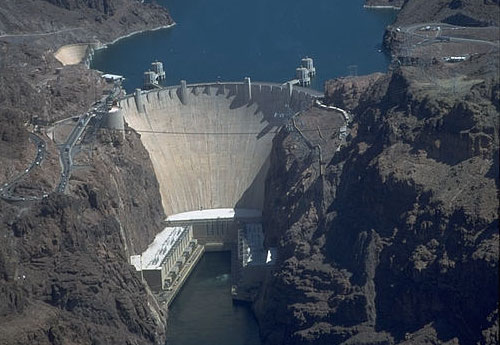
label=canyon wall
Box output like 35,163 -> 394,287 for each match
0,0 -> 174,343
254,3 -> 499,341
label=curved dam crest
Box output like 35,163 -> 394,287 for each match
119,81 -> 322,216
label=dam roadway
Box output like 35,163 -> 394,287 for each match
120,80 -> 322,216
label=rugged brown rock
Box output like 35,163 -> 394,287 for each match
394,0 -> 500,27
254,1 -> 499,344
256,60 -> 499,345
41,0 -> 116,16
0,0 -> 173,344
0,129 -> 167,345
0,0 -> 173,43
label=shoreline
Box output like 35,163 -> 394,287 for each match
104,22 -> 176,48
53,23 -> 176,67
84,22 -> 176,68
363,5 -> 401,9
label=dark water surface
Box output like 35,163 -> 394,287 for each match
166,252 -> 261,345
91,0 -> 396,92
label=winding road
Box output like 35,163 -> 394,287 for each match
0,27 -> 83,39
0,82 -> 123,200
393,22 -> 499,53
0,133 -> 48,201
57,82 -> 122,193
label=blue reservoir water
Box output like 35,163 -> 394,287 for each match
166,252 -> 261,345
91,0 -> 396,92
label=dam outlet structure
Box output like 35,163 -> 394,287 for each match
121,78 -> 323,302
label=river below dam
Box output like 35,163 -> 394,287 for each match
165,252 -> 261,345
91,0 -> 396,92
91,1 -> 396,344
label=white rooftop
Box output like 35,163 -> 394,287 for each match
102,73 -> 124,80
166,208 -> 262,222
131,226 -> 187,270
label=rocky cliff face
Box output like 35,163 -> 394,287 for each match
0,130 -> 167,345
0,0 -> 173,43
394,0 -> 499,26
0,0 -> 172,344
41,0 -> 115,15
255,31 -> 498,345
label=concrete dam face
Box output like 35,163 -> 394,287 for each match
119,81 -> 321,216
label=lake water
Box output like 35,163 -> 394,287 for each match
165,252 -> 261,345
92,1 -> 396,343
91,0 -> 396,92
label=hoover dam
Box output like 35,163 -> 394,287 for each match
120,79 -> 322,216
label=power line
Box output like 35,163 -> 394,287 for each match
133,126 -> 343,136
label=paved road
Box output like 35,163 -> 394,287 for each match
0,82 -> 122,200
56,112 -> 94,193
56,82 -> 122,193
0,133 -> 48,202
394,22 -> 499,50
0,27 -> 82,39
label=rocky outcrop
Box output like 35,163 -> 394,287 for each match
393,0 -> 499,26
0,0 -> 172,344
41,0 -> 116,16
256,5 -> 499,343
324,73 -> 385,112
255,48 -> 498,345
0,0 -> 173,44
0,129 -> 167,345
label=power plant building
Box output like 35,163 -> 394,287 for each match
165,208 -> 262,249
130,225 -> 194,291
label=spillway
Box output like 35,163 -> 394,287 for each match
119,81 -> 321,216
